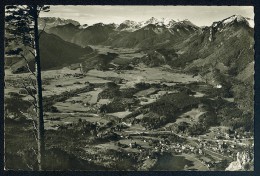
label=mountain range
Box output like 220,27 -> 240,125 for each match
47,17 -> 202,48
38,17 -> 80,32
6,15 -> 254,112
7,15 -> 254,74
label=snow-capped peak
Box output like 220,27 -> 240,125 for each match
144,17 -> 159,25
245,17 -> 254,28
144,17 -> 177,26
122,20 -> 138,26
178,19 -> 196,27
167,19 -> 197,29
161,18 -> 173,25
93,23 -> 105,27
116,20 -> 140,32
222,15 -> 247,25
140,17 -> 179,28
108,23 -> 119,28
116,17 -> 199,32
79,24 -> 88,29
166,20 -> 177,28
218,15 -> 254,28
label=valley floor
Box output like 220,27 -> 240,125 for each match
4,46 -> 254,171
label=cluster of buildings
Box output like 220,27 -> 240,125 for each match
168,143 -> 199,155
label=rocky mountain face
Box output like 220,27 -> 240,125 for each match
174,15 -> 253,76
116,20 -> 140,32
170,15 -> 254,113
108,24 -> 175,48
71,23 -> 117,46
46,17 -> 200,48
38,17 -> 80,32
48,22 -> 117,46
226,151 -> 254,171
48,23 -> 81,42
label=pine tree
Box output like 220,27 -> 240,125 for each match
5,5 -> 50,170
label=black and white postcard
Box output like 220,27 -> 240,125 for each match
3,5 -> 255,172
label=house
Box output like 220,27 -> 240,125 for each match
215,84 -> 222,89
199,149 -> 203,155
129,142 -> 138,148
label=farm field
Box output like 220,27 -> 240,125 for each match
4,45 -> 253,171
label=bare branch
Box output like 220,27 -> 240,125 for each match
27,75 -> 37,90
20,53 -> 36,77
31,147 -> 37,156
21,82 -> 37,104
37,6 -> 43,16
31,119 -> 38,141
26,163 -> 33,170
28,99 -> 37,110
19,110 -> 38,141
38,23 -> 46,39
28,49 -> 35,57
28,33 -> 35,49
30,119 -> 38,142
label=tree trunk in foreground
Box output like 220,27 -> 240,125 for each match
33,6 -> 45,171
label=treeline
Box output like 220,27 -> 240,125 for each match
43,85 -> 94,112
139,92 -> 200,129
132,48 -> 178,67
81,52 -> 118,72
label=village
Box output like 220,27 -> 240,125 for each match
4,46 -> 254,171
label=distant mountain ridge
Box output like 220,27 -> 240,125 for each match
46,17 -> 201,48
11,15 -> 253,75
9,31 -> 93,73
38,17 -> 80,32
44,15 -> 253,49
12,15 -> 254,78
40,15 -> 253,32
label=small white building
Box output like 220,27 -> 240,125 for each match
216,84 -> 222,89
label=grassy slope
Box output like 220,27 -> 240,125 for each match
10,32 -> 93,72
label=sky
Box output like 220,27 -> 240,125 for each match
39,6 -> 254,27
